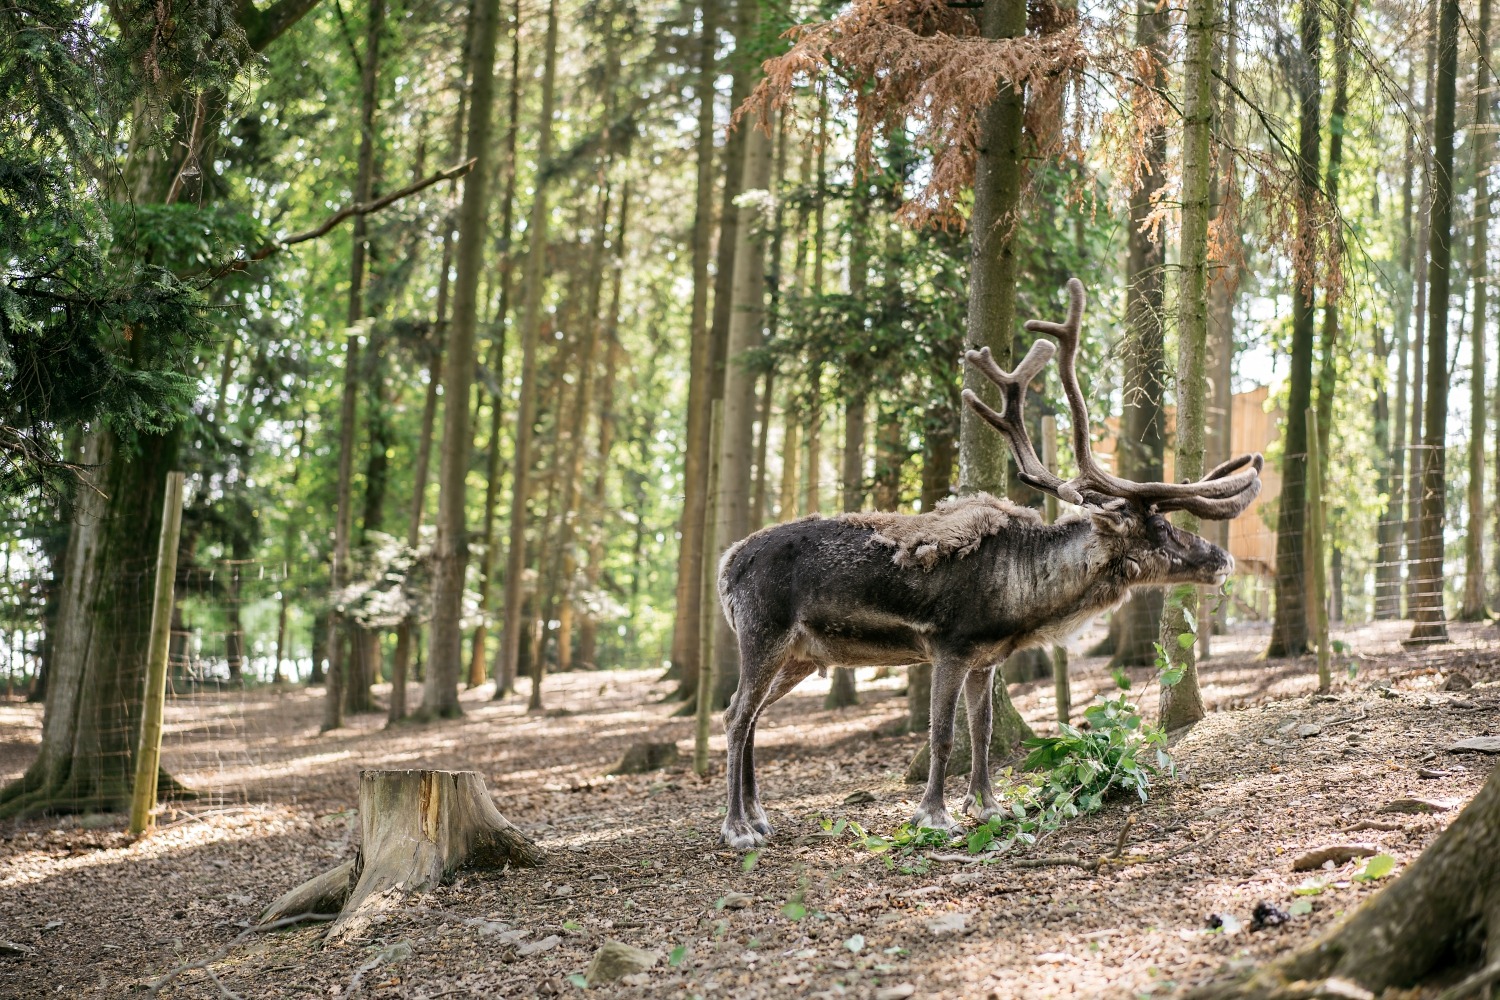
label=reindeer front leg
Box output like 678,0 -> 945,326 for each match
962,666 -> 1003,822
912,662 -> 966,836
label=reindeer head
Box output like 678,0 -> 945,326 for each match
962,278 -> 1261,590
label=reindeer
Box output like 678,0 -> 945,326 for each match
714,279 -> 1264,850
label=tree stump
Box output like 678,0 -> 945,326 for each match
259,770 -> 542,941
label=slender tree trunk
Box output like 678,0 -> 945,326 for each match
325,0 -> 385,732
1267,0 -> 1320,659
1409,0 -> 1458,642
1406,12 -> 1437,616
420,0 -> 502,717
1461,0 -> 1493,620
920,417 -> 956,511
803,97 -> 828,518
751,372 -> 775,531
468,382 -> 504,686
666,0 -> 720,701
778,418 -> 800,521
945,0 -> 1031,750
1378,63 -> 1418,620
480,0 -> 525,697
1203,1 -> 1237,643
577,188 -> 630,669
1304,0 -> 1352,657
1159,0 -> 1215,732
1105,0 -> 1169,667
711,111 -> 774,710
500,0 -> 561,709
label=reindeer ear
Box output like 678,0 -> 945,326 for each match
1087,499 -> 1133,536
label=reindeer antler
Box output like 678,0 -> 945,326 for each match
964,278 -> 1263,521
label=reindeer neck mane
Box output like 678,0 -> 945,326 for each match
841,493 -> 1044,571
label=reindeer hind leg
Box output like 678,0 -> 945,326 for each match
721,638 -> 786,850
742,657 -> 816,836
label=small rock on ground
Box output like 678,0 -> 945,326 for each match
585,941 -> 659,985
1447,736 -> 1500,755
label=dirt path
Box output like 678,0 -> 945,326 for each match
1,620 -> 1497,998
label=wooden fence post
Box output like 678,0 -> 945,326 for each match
1041,415 -> 1070,725
129,470 -> 187,836
695,401 -> 724,777
1307,408 -> 1330,692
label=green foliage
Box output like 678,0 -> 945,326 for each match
842,692 -> 1173,866
0,2 -> 258,499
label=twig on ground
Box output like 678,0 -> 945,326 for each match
1345,819 -> 1404,833
1110,812 -> 1135,859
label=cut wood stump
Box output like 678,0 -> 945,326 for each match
259,769 -> 542,941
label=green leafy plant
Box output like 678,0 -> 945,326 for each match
843,692 -> 1174,863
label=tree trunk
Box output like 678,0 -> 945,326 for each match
668,0 -> 719,702
259,770 -> 542,942
1378,63 -> 1419,620
1109,0 -> 1170,669
1461,0 -> 1493,621
421,0 -> 503,717
0,433 -> 183,818
325,0 -> 385,731
1267,0 -> 1321,659
778,418 -> 800,521
1406,10 -> 1437,617
1409,0 -> 1458,643
1191,762 -> 1500,999
1159,0 -> 1215,733
226,535 -> 247,685
930,0 -> 1031,760
577,186 -> 631,669
497,0 -> 560,706
957,0 -> 1023,498
920,417 -> 956,511
711,111 -> 774,710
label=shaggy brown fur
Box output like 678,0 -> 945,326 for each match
842,493 -> 1040,571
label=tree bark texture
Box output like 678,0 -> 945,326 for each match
957,0 -> 1026,497
1268,0 -> 1320,658
1103,0 -> 1171,669
667,0 -> 720,702
1159,0 -> 1214,733
1461,0 -> 1492,621
711,113 -> 774,710
422,0 -> 502,717
1409,0 -> 1458,643
498,0 -> 561,707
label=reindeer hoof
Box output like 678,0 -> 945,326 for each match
965,800 -> 1005,824
720,820 -> 767,851
750,817 -> 775,837
911,806 -> 962,838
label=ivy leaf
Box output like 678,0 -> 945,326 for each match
1354,854 -> 1396,882
1177,632 -> 1196,650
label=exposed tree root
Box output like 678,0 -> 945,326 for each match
0,762 -> 190,820
1189,764 -> 1500,999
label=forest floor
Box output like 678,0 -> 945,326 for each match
2,616 -> 1499,999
